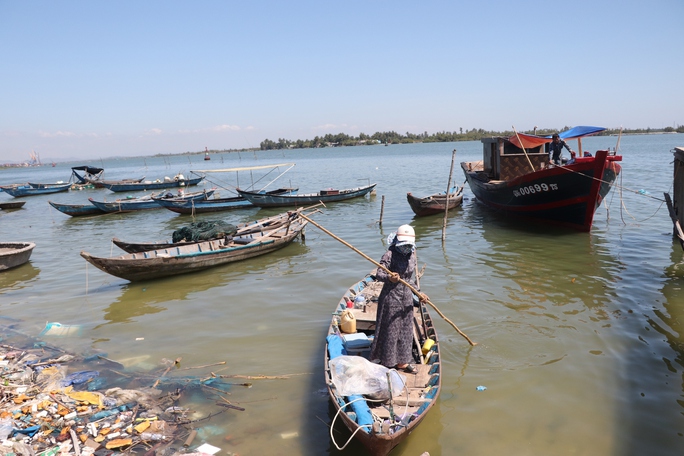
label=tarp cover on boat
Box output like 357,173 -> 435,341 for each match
171,220 -> 237,243
71,165 -> 104,174
509,126 -> 606,150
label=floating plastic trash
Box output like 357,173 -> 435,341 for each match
476,385 -> 487,391
60,370 -> 99,387
195,443 -> 221,455
39,322 -> 83,337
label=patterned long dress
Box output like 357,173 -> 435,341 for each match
369,247 -> 418,368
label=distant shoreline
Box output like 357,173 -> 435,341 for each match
2,129 -> 681,168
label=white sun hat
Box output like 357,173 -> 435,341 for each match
395,224 -> 415,246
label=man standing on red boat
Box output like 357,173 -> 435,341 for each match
549,133 -> 575,165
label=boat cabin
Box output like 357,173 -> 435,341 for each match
481,137 -> 548,181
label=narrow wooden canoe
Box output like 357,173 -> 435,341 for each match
406,186 -> 464,217
325,273 -> 441,456
0,242 -> 36,271
88,189 -> 214,213
81,210 -> 310,281
0,201 -> 26,210
0,183 -> 71,197
238,183 -> 376,207
48,201 -> 107,217
112,209 -> 300,253
28,182 -> 70,189
102,176 -> 204,192
154,188 -> 298,214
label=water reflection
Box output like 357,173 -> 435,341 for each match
0,263 -> 40,293
411,206 -> 465,237
659,246 -> 684,394
612,244 -> 684,456
474,213 -> 620,317
95,241 -> 311,329
97,284 -> 169,327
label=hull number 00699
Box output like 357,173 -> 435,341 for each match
513,182 -> 558,197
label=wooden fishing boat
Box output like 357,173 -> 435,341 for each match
112,209 -> 302,253
0,242 -> 36,271
461,126 -> 622,231
28,182 -> 70,189
154,187 -> 298,214
102,174 -> 204,192
0,201 -> 26,210
48,201 -> 107,217
0,183 -> 71,197
238,183 -> 377,208
71,165 -> 145,188
406,185 -> 464,217
70,165 -> 105,185
325,272 -> 441,456
88,189 -> 214,213
80,210 -> 310,281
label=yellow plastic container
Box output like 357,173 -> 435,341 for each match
339,309 -> 356,333
422,338 -> 435,355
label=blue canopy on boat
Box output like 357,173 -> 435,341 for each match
555,126 -> 606,140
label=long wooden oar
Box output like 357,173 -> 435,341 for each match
299,214 -> 477,346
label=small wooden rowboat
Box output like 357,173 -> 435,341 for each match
406,185 -> 464,217
325,272 -> 441,456
112,210 -> 302,253
0,242 -> 36,271
81,209 -> 312,281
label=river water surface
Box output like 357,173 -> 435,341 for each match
1,134 -> 683,456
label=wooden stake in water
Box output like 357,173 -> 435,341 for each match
442,149 -> 456,242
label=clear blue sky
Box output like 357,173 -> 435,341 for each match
1,0 -> 682,163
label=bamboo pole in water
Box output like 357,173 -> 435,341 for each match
442,149 -> 456,242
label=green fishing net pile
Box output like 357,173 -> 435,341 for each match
172,220 -> 237,243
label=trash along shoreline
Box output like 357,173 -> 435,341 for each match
0,326 -> 301,456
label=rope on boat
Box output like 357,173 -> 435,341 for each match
329,369 -> 410,451
556,161 -> 666,203
616,170 -> 667,224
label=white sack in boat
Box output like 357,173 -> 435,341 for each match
329,355 -> 406,399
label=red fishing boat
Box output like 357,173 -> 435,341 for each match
461,126 -> 622,231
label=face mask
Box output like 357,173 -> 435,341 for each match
396,244 -> 413,255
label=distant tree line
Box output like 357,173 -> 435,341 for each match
259,126 -> 684,150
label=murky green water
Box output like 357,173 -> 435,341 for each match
1,134 -> 683,455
